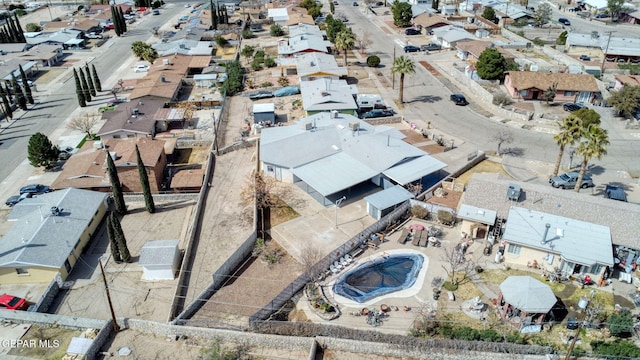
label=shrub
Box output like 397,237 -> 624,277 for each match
439,325 -> 455,338
242,29 -> 254,39
607,309 -> 634,337
366,55 -> 380,67
278,76 -> 290,87
479,329 -> 502,342
453,327 -> 480,341
532,38 -> 545,46
437,210 -> 454,226
260,82 -> 273,88
251,58 -> 263,71
410,205 -> 428,219
270,23 -> 284,36
492,91 -> 512,106
506,332 -> 525,344
516,30 -> 525,37
264,57 -> 276,67
591,340 -> 640,358
241,45 -> 255,58
443,281 -> 458,291
26,23 -> 42,32
255,50 -> 265,61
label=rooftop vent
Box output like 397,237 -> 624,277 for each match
50,207 -> 61,216
162,58 -> 169,66
160,75 -> 166,82
507,183 -> 521,201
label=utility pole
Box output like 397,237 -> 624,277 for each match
599,31 -> 615,78
565,290 -> 595,360
99,259 -> 120,333
392,47 -> 396,89
335,196 -> 346,228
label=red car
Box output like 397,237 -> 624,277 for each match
0,294 -> 29,310
104,23 -> 115,30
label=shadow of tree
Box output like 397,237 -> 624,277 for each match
407,95 -> 442,104
502,147 -> 525,157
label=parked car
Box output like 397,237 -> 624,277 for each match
361,109 -> 394,119
152,9 -> 160,15
375,1 -> 384,6
0,294 -> 29,310
274,86 -> 300,97
16,78 -> 34,87
99,104 -> 117,113
179,15 -> 189,22
558,18 -> 571,26
563,102 -> 586,112
604,185 -> 627,202
403,45 -> 420,53
19,184 -> 51,195
249,90 -> 274,100
5,193 -> 31,207
134,64 -> 149,72
579,55 -> 591,61
595,13 -> 610,18
352,1 -> 358,5
85,32 -> 103,39
405,28 -> 421,35
421,43 -> 442,51
104,23 -> 115,30
549,172 -> 594,189
58,146 -> 73,160
450,94 -> 469,106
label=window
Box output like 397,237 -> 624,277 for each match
564,91 -> 575,96
64,260 -> 72,273
507,244 -> 521,255
267,166 -> 274,172
590,264 -> 603,275
113,135 -> 121,139
127,134 -> 135,138
15,268 -> 29,275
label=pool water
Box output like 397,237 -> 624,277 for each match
333,254 -> 424,303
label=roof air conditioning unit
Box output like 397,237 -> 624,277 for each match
93,141 -> 104,149
162,58 -> 169,66
349,121 -> 359,130
50,207 -> 61,216
304,122 -> 313,130
331,110 -> 339,118
507,183 -> 521,201
133,108 -> 139,115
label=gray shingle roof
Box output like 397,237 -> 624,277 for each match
300,78 -> 358,112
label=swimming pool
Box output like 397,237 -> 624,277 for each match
332,253 -> 424,303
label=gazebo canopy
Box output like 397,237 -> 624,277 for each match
499,276 -> 556,313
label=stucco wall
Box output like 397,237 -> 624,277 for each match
503,242 -> 558,269
0,266 -> 58,285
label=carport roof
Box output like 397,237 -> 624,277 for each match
382,155 -> 446,184
364,185 -> 414,210
457,204 -> 497,225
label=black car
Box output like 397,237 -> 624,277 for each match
421,43 -> 442,51
361,109 -> 394,119
604,185 -> 627,202
352,1 -> 358,5
405,28 -> 421,35
403,45 -> 420,53
579,55 -> 591,61
248,90 -> 274,100
450,94 -> 469,106
563,102 -> 586,112
19,184 -> 51,195
5,193 -> 32,207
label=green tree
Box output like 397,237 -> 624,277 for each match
432,0 -> 439,11
367,55 -> 380,67
574,124 -> 609,192
25,23 -> 41,32
215,35 -> 229,48
13,14 -> 25,42
552,115 -> 582,176
476,48 -> 510,81
391,55 -> 415,103
269,23 -> 284,37
542,82 -> 557,104
533,3 -> 552,26
608,84 -> 640,118
107,212 -> 122,263
85,64 -> 96,97
79,67 -> 91,103
91,64 -> 102,92
117,7 -> 128,33
325,15 -> 346,43
606,309 -> 634,337
27,132 -> 59,168
607,0 -> 625,21
110,6 -> 122,36
241,29 -> 254,39
330,2 -> 335,14
221,60 -> 244,96
110,212 -> 131,262
105,150 -> 127,215
11,74 -> 27,110
210,0 -> 218,30
73,68 -> 86,108
482,6 -> 497,22
299,0 -> 322,18
241,45 -> 255,59
135,145 -> 156,213
335,28 -> 356,66
556,30 -> 568,45
0,85 -> 12,120
18,65 -> 33,104
391,0 -> 412,27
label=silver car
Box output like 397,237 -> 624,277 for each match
549,172 -> 594,189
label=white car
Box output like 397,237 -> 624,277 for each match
85,32 -> 103,39
134,65 -> 149,73
17,79 -> 34,87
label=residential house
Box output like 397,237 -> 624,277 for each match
412,13 -> 452,33
432,26 -> 476,48
96,98 -> 166,139
52,138 -> 167,193
286,7 -> 314,26
268,7 -> 289,26
295,52 -> 347,81
25,29 -> 85,49
0,188 -> 107,285
491,3 -> 533,25
300,78 -> 358,115
260,112 -> 447,206
170,168 -> 205,192
504,71 -> 600,103
288,24 -> 325,38
456,40 -> 514,63
128,72 -> 184,102
566,32 -> 640,62
460,173 -> 640,275
44,18 -> 102,34
613,74 -> 640,90
622,10 -> 640,24
153,39 -> 213,57
15,44 -> 64,67
580,0 -> 609,11
0,59 -> 38,87
278,35 -> 332,57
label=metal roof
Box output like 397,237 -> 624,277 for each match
499,276 -> 556,313
364,185 -> 414,210
139,240 -> 179,267
253,103 -> 275,113
0,188 -> 107,269
382,155 -> 446,184
503,207 -> 613,267
457,204 -> 497,225
295,53 -> 347,78
300,78 -> 358,112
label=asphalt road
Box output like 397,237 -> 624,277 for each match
339,0 -> 640,175
0,8 -> 177,183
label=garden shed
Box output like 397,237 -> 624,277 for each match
364,185 -> 414,220
253,103 -> 275,124
139,239 -> 181,281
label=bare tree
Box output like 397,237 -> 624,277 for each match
299,244 -> 324,283
406,182 -> 423,196
240,172 -> 277,238
356,30 -> 372,54
440,244 -> 474,286
67,112 -> 100,139
110,79 -> 124,101
491,129 -> 514,156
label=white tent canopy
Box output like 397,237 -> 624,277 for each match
499,276 -> 556,313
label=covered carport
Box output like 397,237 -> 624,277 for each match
364,185 -> 414,220
498,276 -> 556,333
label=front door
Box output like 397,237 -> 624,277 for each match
531,90 -> 540,100
576,91 -> 591,103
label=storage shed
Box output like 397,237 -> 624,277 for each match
139,239 -> 181,281
364,185 -> 414,220
253,103 -> 275,124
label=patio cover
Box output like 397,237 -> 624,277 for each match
499,276 -> 556,313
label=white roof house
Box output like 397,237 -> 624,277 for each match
432,26 -> 476,48
268,8 -> 289,25
260,112 -> 447,205
300,78 -> 358,114
288,23 -> 325,38
139,240 -> 181,281
278,35 -> 332,57
566,32 -> 640,58
295,52 -> 347,81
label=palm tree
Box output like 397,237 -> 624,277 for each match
391,56 -> 415,103
552,115 -> 582,176
335,29 -> 356,66
574,124 -> 609,192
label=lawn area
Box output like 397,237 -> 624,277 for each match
455,160 -> 512,186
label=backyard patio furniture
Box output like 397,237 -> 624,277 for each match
397,228 -> 410,244
334,261 -> 343,270
330,264 -> 339,274
340,257 -> 349,266
344,254 -> 353,263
